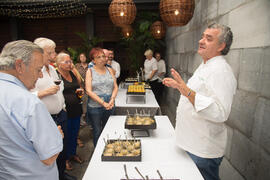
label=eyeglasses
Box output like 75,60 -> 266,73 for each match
61,60 -> 72,64
95,55 -> 106,59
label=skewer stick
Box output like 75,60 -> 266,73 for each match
103,138 -> 107,145
146,175 -> 149,180
135,166 -> 145,180
157,170 -> 163,180
124,164 -> 129,180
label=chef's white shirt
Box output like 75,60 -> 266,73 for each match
175,56 -> 237,158
144,57 -> 158,81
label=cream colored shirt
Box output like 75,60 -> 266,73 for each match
31,65 -> 65,114
111,60 -> 121,79
157,59 -> 166,82
144,57 -> 158,81
176,56 -> 237,158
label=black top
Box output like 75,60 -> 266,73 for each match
60,71 -> 82,118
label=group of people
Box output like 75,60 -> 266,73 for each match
0,23 -> 236,180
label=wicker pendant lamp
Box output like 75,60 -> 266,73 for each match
121,25 -> 133,38
109,0 -> 137,27
160,0 -> 195,27
151,21 -> 166,39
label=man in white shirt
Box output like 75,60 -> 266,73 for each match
108,48 -> 121,79
144,49 -> 159,101
31,38 -> 75,180
163,23 -> 237,180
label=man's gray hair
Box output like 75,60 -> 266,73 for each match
208,23 -> 233,55
0,40 -> 43,70
34,37 -> 56,49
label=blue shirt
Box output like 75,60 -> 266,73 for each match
0,72 -> 63,180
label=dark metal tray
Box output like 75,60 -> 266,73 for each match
101,139 -> 141,162
125,116 -> 157,130
126,91 -> 146,95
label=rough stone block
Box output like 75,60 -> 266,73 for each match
174,31 -> 194,53
238,48 -> 263,93
187,53 -> 202,74
218,0 -> 245,15
220,158 -> 245,180
166,26 -> 178,40
179,53 -> 189,73
192,29 -> 202,53
166,39 -> 175,54
217,13 -> 229,26
167,54 -> 179,70
256,149 -> 270,180
252,97 -> 270,153
230,130 -> 261,180
188,0 -> 203,29
224,125 -> 233,160
207,0 -> 218,20
260,47 -> 270,97
224,49 -> 241,81
228,0 -> 270,48
227,89 -> 258,137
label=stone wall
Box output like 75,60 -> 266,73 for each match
163,0 -> 270,179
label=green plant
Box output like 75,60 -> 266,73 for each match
67,32 -> 104,62
120,12 -> 166,73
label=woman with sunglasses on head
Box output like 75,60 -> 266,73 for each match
56,52 -> 84,171
85,47 -> 118,147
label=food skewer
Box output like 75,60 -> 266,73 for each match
157,170 -> 163,180
135,166 -> 145,180
103,138 -> 107,145
123,164 -> 129,180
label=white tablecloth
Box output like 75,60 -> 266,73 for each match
82,116 -> 203,180
114,88 -> 161,115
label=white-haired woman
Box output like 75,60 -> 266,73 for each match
56,52 -> 84,170
144,49 -> 159,103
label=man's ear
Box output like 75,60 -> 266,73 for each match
14,59 -> 24,74
218,42 -> 226,53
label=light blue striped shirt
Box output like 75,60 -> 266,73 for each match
0,72 -> 63,180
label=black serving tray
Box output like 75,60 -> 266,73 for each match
101,139 -> 141,162
126,91 -> 146,95
125,116 -> 157,130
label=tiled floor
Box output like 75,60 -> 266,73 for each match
65,125 -> 94,180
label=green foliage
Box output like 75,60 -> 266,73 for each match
120,12 -> 165,73
67,32 -> 103,63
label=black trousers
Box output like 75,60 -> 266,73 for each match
149,79 -> 160,105
155,81 -> 164,105
51,110 -> 68,179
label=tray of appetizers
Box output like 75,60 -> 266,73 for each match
102,139 -> 141,161
127,85 -> 146,95
125,116 -> 156,130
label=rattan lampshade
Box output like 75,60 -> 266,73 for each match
160,0 -> 195,27
121,25 -> 133,38
151,21 -> 166,39
109,0 -> 137,27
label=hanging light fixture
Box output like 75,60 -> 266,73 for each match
108,0 -> 137,27
159,0 -> 195,27
121,25 -> 133,38
151,21 -> 166,39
